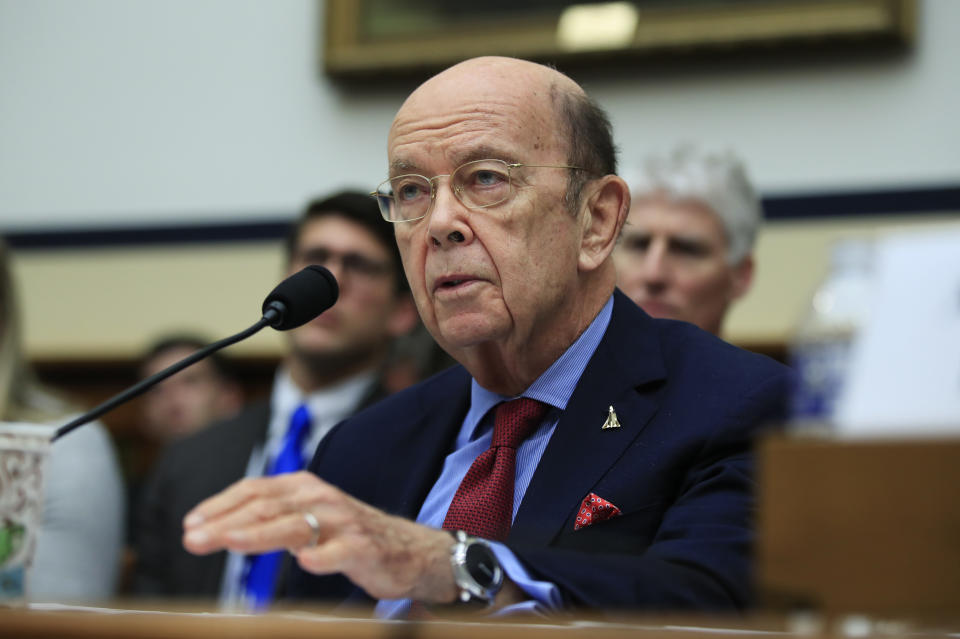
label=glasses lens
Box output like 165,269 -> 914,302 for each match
297,246 -> 390,280
373,188 -> 395,221
380,175 -> 431,221
452,160 -> 511,209
296,247 -> 331,266
341,253 -> 390,279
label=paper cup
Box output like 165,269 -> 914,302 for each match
0,423 -> 54,604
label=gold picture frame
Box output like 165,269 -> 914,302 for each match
323,0 -> 917,79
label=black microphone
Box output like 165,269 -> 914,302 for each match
52,266 -> 339,442
262,264 -> 339,330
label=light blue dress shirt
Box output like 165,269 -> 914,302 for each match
376,295 -> 614,618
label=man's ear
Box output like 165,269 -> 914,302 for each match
729,254 -> 755,301
578,175 -> 630,272
387,293 -> 420,337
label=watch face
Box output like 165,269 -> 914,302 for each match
464,542 -> 499,589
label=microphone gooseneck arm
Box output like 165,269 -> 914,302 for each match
50,265 -> 338,443
52,312 -> 279,443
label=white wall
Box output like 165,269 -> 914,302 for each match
2,0 -> 958,358
1,0 -> 958,232
0,0 -> 390,229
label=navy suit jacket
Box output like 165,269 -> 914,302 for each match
291,291 -> 792,612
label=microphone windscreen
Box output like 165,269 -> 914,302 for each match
262,265 -> 339,330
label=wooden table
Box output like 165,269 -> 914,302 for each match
2,604 -> 958,639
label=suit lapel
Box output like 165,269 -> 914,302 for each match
510,291 -> 666,547
374,367 -> 472,520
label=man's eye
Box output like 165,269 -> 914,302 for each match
394,180 -> 428,202
670,239 -> 710,258
624,236 -> 650,252
343,255 -> 367,273
473,169 -> 506,187
299,248 -> 330,264
343,254 -> 388,277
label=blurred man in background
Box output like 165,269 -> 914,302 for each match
139,335 -> 245,444
614,146 -> 760,336
134,191 -> 418,605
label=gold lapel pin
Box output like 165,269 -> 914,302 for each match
601,405 -> 621,430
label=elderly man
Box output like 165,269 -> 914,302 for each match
615,146 -> 760,336
183,57 -> 790,616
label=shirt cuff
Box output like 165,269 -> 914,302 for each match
373,542 -> 563,619
488,541 -> 563,615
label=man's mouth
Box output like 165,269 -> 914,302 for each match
434,275 -> 478,293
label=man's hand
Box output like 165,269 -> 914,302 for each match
182,471 -> 458,603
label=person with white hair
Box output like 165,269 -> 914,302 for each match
614,146 -> 761,336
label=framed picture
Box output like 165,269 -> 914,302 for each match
323,0 -> 917,79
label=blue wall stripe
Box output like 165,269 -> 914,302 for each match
3,184 -> 958,250
762,184 -> 960,220
4,220 -> 294,250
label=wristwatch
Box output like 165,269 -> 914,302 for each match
448,530 -> 504,606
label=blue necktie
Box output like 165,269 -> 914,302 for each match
243,403 -> 312,610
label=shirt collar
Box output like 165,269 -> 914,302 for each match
462,294 -> 614,440
269,366 -> 377,440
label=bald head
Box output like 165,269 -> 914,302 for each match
396,56 -> 582,123
390,57 -> 617,199
391,58 -> 570,169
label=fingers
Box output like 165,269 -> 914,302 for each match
182,471 -> 332,555
224,511 -> 317,554
179,471 -> 458,603
294,536 -> 350,576
184,473 -> 305,529
184,499 -> 289,554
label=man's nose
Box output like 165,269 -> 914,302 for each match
641,242 -> 670,285
426,181 -> 473,248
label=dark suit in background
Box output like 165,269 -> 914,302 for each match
134,401 -> 270,598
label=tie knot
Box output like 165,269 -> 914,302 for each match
491,398 -> 549,449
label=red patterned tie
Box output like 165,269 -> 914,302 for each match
442,398 -> 549,541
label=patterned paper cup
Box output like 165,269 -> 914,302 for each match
0,423 -> 54,604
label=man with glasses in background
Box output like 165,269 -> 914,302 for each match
134,191 -> 417,606
182,57 -> 791,616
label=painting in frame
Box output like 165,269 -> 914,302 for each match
323,0 -> 917,79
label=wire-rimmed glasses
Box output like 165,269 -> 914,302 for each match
371,159 -> 588,223
292,246 -> 392,282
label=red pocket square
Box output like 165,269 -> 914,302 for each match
574,492 -> 622,530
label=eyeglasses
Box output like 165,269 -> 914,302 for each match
294,247 -> 392,281
372,159 -> 589,223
